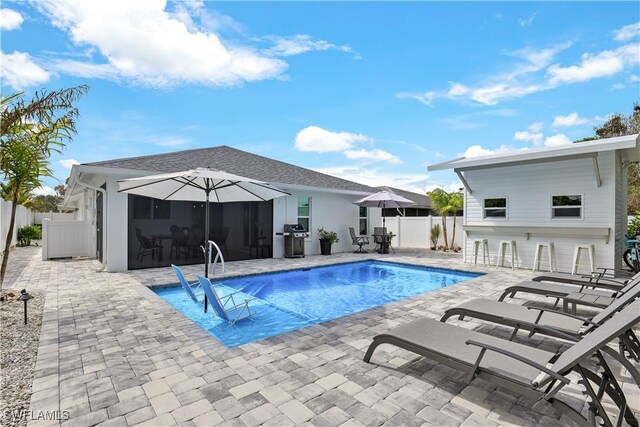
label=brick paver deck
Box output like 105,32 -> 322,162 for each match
3,246 -> 638,426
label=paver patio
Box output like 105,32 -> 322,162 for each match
3,246 -> 638,426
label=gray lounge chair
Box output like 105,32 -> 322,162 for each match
441,285 -> 640,384
533,270 -> 638,287
364,300 -> 640,427
349,227 -> 369,253
499,276 -> 639,309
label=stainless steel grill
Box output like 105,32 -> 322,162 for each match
283,224 -> 309,258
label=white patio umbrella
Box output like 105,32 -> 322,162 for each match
118,168 -> 289,311
354,190 -> 416,230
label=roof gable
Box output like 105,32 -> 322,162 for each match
85,145 -> 376,193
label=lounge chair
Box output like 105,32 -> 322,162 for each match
498,276 -> 639,309
364,300 -> 640,427
197,275 -> 255,325
349,227 -> 369,253
441,285 -> 640,385
172,264 -> 201,303
533,270 -> 638,287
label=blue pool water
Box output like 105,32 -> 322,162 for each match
154,261 -> 480,347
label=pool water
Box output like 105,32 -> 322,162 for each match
154,261 -> 480,347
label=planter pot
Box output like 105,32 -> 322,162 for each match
319,239 -> 333,255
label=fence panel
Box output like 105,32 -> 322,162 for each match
385,215 -> 463,249
34,212 -> 76,223
42,219 -> 93,260
0,199 -> 34,252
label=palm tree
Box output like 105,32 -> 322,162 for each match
0,86 -> 88,284
428,189 -> 453,250
448,191 -> 464,250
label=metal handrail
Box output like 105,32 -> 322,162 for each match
206,240 -> 225,278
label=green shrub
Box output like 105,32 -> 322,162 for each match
17,225 -> 42,246
629,216 -> 640,237
429,224 -> 441,250
317,227 -> 339,244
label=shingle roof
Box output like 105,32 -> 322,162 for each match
85,145 -> 377,193
377,186 -> 431,208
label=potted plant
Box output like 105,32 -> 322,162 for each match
317,227 -> 339,255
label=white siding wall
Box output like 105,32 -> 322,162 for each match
463,153 -> 617,273
273,190 -> 382,257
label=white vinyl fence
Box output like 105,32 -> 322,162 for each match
42,219 -> 93,260
34,212 -> 76,223
384,215 -> 464,249
0,199 -> 34,252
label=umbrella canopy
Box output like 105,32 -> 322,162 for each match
354,190 -> 416,229
118,168 -> 289,312
117,168 -> 288,203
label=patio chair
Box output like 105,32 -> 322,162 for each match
533,270 -> 638,288
169,225 -> 188,259
441,286 -> 640,385
499,276 -> 639,310
171,264 -> 201,303
197,275 -> 255,325
187,226 -> 204,258
135,227 -> 161,261
364,300 -> 640,427
349,227 -> 369,253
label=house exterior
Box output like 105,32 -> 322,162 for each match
61,146 -> 381,272
428,134 -> 640,273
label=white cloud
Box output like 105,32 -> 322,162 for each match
264,35 -> 352,57
552,112 -> 589,128
313,165 -> 429,192
517,12 -> 538,27
396,91 -> 436,106
0,8 -> 23,30
34,0 -> 287,87
294,126 -> 370,153
425,182 -> 464,194
547,44 -> 639,85
59,158 -> 80,169
439,109 -> 519,130
0,51 -> 51,90
612,22 -> 640,42
343,148 -> 401,164
513,131 -> 544,146
31,186 -> 57,196
543,133 -> 571,147
528,122 -> 543,132
148,135 -> 190,147
463,144 -> 522,158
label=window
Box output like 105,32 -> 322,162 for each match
297,196 -> 311,232
153,199 -> 171,219
359,206 -> 368,235
132,196 -> 171,220
132,196 -> 151,220
552,195 -> 582,218
483,198 -> 507,218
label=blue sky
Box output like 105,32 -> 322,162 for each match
1,1 -> 639,196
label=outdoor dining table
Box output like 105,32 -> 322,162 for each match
152,234 -> 173,261
372,233 -> 395,254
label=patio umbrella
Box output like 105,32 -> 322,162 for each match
118,168 -> 289,311
354,190 -> 416,230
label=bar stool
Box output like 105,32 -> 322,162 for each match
532,242 -> 557,272
572,244 -> 596,275
496,240 -> 519,270
471,239 -> 490,266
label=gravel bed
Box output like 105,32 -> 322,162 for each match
1,289 -> 45,427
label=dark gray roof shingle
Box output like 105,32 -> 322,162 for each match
85,145 -> 376,193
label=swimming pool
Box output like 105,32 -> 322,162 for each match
154,261 -> 480,347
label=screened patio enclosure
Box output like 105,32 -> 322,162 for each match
127,195 -> 273,269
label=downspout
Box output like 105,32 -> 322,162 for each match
74,175 -> 107,272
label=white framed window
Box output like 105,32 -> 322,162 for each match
483,197 -> 507,219
297,196 -> 311,232
551,194 -> 582,219
359,206 -> 368,235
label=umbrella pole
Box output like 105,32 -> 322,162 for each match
204,190 -> 210,313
